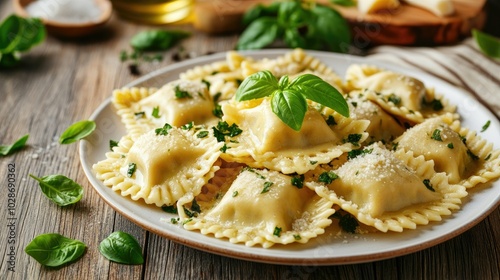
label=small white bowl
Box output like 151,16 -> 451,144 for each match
14,0 -> 112,38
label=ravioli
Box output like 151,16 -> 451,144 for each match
93,126 -> 223,207
112,80 -> 217,139
182,168 -> 335,248
221,98 -> 369,174
307,143 -> 467,232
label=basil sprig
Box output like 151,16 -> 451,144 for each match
25,233 -> 86,267
235,71 -> 349,131
130,30 -> 191,51
59,120 -> 96,144
472,29 -> 500,59
99,231 -> 144,265
237,1 -> 350,52
0,15 -> 46,68
0,134 -> 29,156
29,174 -> 84,206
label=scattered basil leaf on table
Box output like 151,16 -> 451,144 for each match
130,30 -> 191,51
29,174 -> 84,206
472,29 -> 500,59
0,134 -> 29,156
0,14 -> 46,68
237,1 -> 351,52
99,231 -> 144,265
59,120 -> 96,144
235,70 -> 349,131
25,233 -> 86,267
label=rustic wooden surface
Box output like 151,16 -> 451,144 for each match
1,1 -> 499,279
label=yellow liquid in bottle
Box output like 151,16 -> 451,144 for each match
111,0 -> 193,24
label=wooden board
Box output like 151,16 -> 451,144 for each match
193,0 -> 487,46
330,0 -> 487,46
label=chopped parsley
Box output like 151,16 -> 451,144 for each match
351,101 -> 358,108
134,111 -> 145,119
183,207 -> 196,218
213,92 -> 222,103
190,199 -> 201,214
174,85 -> 192,99
326,115 -> 337,126
481,120 -> 491,132
293,234 -> 301,240
152,106 -> 160,118
162,205 -> 178,214
431,129 -> 443,141
423,98 -> 444,111
345,134 -> 363,146
232,191 -> 239,197
387,93 -> 401,105
347,148 -> 373,160
181,122 -> 193,131
318,171 -> 339,184
212,104 -> 223,118
155,123 -> 173,136
220,143 -> 229,153
310,160 -> 318,165
391,142 -> 399,151
109,139 -> 119,151
212,121 -> 242,142
170,218 -> 179,224
273,226 -> 282,237
242,166 -> 265,179
127,163 -> 137,177
331,211 -> 358,233
201,79 -> 211,90
261,181 -> 273,194
196,130 -> 209,138
447,143 -> 454,149
182,218 -> 193,225
423,179 -> 435,192
485,154 -> 492,161
291,174 -> 305,189
467,149 -> 479,161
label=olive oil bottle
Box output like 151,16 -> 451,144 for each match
111,0 -> 193,24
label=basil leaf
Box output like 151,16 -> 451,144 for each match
0,15 -> 45,66
311,5 -> 351,53
271,89 -> 308,131
242,2 -> 280,26
329,0 -> 356,6
130,30 -> 190,51
284,28 -> 308,49
472,29 -> 500,58
236,17 -> 280,50
0,134 -> 29,156
29,174 -> 84,206
25,233 -> 86,267
235,70 -> 279,101
0,52 -> 21,68
59,120 -> 96,144
99,231 -> 144,265
289,74 -> 349,117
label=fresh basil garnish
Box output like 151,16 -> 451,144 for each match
59,120 -> 96,144
237,2 -> 350,52
0,15 -> 46,68
329,0 -> 356,6
0,134 -> 29,156
29,174 -> 84,206
472,29 -> 500,59
235,71 -> 349,131
25,233 -> 86,267
99,231 -> 144,265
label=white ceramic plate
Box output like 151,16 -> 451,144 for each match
79,50 -> 500,265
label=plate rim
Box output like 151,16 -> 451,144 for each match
79,49 -> 500,265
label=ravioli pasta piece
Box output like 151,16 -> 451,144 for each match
307,143 -> 467,232
221,98 -> 369,174
395,116 -> 500,188
93,127 -> 223,207
346,64 -> 456,124
347,92 -> 405,143
112,80 -> 217,139
181,168 -> 335,248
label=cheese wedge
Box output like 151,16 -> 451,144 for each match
358,0 -> 400,14
403,0 -> 454,17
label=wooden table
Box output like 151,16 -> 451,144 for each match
1,2 -> 499,279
